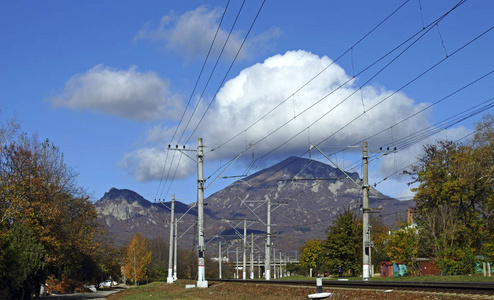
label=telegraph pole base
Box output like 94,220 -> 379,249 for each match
196,280 -> 208,288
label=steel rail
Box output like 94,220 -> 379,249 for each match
208,278 -> 494,294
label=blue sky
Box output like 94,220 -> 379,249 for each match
1,0 -> 493,204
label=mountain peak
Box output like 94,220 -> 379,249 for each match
100,187 -> 151,207
247,156 -> 360,182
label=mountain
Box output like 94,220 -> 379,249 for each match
205,156 -> 413,254
96,188 -> 198,245
95,157 -> 414,256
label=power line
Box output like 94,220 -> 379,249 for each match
185,0 -> 268,144
177,0 -> 247,144
213,23 -> 490,211
205,0 -> 470,186
161,1 -> 266,199
154,0 -> 232,201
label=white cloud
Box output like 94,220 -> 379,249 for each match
134,6 -> 280,60
146,124 -> 176,143
123,50 -> 467,186
120,147 -> 195,182
198,50 -> 431,157
50,64 -> 181,121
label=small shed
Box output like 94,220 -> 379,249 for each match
380,261 -> 393,278
416,258 -> 440,276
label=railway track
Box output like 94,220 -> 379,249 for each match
208,278 -> 494,296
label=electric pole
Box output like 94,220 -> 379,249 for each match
250,233 -> 254,279
173,217 -> 178,281
167,195 -> 175,283
243,219 -> 247,280
236,247 -> 239,279
219,241 -> 222,279
273,246 -> 276,279
197,137 -> 208,288
265,197 -> 271,280
362,141 -> 370,281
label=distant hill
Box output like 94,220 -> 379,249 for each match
95,157 -> 414,256
95,188 -> 198,245
205,156 -> 413,254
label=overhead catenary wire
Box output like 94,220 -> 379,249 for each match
184,0 -> 267,145
160,1 -> 266,199
372,118 -> 494,188
154,0 -> 232,201
177,0 -> 247,144
215,21 -> 491,211
204,0 -> 470,185
211,0 -> 413,152
209,0 -> 467,156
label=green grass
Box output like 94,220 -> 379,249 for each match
277,274 -> 494,282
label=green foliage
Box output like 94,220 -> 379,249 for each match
403,114 -> 494,273
0,123 -> 113,296
369,216 -> 390,270
437,244 -> 476,275
321,208 -> 362,276
299,239 -> 323,273
294,226 -> 311,233
0,223 -> 46,300
150,264 -> 168,281
285,263 -> 308,276
385,222 -> 419,275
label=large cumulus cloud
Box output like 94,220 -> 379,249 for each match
201,50 -> 431,156
122,50 -> 468,191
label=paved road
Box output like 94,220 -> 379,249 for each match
43,286 -> 126,300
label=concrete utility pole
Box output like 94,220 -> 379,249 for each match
279,252 -> 282,278
219,241 -> 222,279
258,252 -> 261,278
250,233 -> 254,279
273,246 -> 276,279
167,195 -> 175,283
173,218 -> 178,281
362,141 -> 370,281
196,138 -> 208,288
236,247 -> 239,279
243,219 -> 247,280
265,197 -> 271,280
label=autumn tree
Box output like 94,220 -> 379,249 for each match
322,208 -> 362,276
384,222 -> 419,275
0,122 -> 103,297
369,216 -> 390,271
299,239 -> 323,276
404,114 -> 494,272
125,232 -> 152,285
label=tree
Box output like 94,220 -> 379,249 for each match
299,239 -> 323,275
384,222 -> 419,275
0,223 -> 46,300
124,232 -> 152,285
321,208 -> 362,276
369,216 -> 390,271
0,127 -> 103,296
404,114 -> 494,271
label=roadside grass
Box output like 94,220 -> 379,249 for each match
279,274 -> 494,282
107,277 -> 494,300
